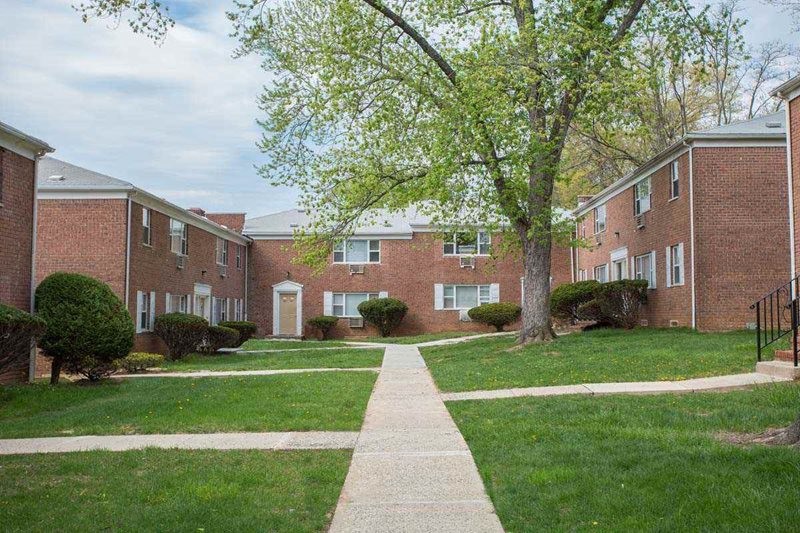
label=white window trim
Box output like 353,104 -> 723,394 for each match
670,160 -> 680,200
333,239 -> 381,264
593,205 -> 606,235
329,292 -> 381,317
443,232 -> 491,256
216,238 -> 229,266
666,243 -> 685,287
634,251 -> 657,289
436,283 -> 498,310
235,245 -> 242,270
170,219 -> 188,256
634,177 -> 652,216
593,264 -> 608,283
142,207 -> 152,246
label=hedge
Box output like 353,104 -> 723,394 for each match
467,302 -> 521,332
0,303 -> 46,375
218,321 -> 257,344
204,326 -> 240,353
357,298 -> 408,337
550,280 -> 600,322
115,352 -> 164,373
154,313 -> 209,360
306,315 -> 339,340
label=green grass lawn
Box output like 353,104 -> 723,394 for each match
0,449 -> 349,532
361,331 -> 498,344
242,339 -> 346,350
449,383 -> 800,532
161,348 -> 384,372
0,373 -> 377,438
422,328 -> 759,392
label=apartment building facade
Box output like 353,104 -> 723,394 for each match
572,113 -> 790,331
36,158 -> 250,353
0,122 -> 53,383
245,209 -> 572,338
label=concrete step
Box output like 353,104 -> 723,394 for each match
756,360 -> 800,380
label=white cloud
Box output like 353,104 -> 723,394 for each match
0,0 -> 297,217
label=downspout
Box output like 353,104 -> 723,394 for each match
244,242 -> 249,320
784,101 -> 796,282
28,154 -> 41,383
686,141 -> 697,329
125,196 -> 132,308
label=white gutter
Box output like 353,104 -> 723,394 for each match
125,197 -> 132,308
785,104 -> 796,284
686,142 -> 697,329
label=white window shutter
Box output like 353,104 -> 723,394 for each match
323,292 -> 333,315
630,257 -> 635,280
678,243 -> 684,273
379,291 -> 388,298
665,247 -> 672,287
211,297 -> 216,325
489,283 -> 500,303
226,298 -> 231,321
135,291 -> 143,333
434,284 -> 444,310
650,251 -> 657,289
149,291 -> 156,330
166,293 -> 172,314
186,294 -> 192,314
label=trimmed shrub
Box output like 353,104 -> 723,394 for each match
204,326 -> 240,353
115,352 -> 164,373
306,315 -> 339,340
35,272 -> 134,383
0,303 -> 46,375
467,302 -> 522,332
357,298 -> 408,337
154,313 -> 209,360
589,279 -> 649,329
550,280 -> 601,322
218,321 -> 257,344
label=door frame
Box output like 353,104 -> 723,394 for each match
272,280 -> 303,336
194,283 -> 212,323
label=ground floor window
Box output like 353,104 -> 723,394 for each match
634,252 -> 656,289
332,293 -> 379,317
167,293 -> 190,314
667,243 -> 685,287
611,258 -> 627,281
578,269 -> 587,281
594,264 -> 608,283
136,291 -> 154,333
213,297 -> 229,325
234,298 -> 243,321
443,284 -> 490,310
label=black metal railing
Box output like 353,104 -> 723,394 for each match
750,275 -> 799,366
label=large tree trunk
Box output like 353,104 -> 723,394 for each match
763,413 -> 800,445
50,356 -> 62,385
518,233 -> 556,345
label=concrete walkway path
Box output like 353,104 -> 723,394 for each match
235,345 -> 384,354
0,431 -> 359,455
329,345 -> 503,533
114,367 -> 380,379
441,372 -> 791,402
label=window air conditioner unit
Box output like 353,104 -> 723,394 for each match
176,255 -> 186,270
218,265 -> 228,278
460,256 -> 476,269
635,212 -> 646,229
349,317 -> 364,328
459,309 -> 472,322
349,264 -> 365,275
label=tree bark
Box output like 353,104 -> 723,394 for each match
518,233 -> 556,344
49,356 -> 62,385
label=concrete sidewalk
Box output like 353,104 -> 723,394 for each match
114,367 -> 380,379
329,344 -> 503,533
0,431 -> 359,455
441,372 -> 791,402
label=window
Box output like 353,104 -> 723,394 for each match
634,177 -> 651,215
213,297 -> 228,325
443,232 -> 491,255
216,238 -> 228,265
142,208 -> 151,245
670,160 -> 680,200
594,264 -> 608,283
594,205 -> 606,234
667,243 -> 685,287
612,258 -> 627,281
236,245 -> 242,269
167,293 -> 189,313
634,252 -> 656,289
578,269 -> 587,281
332,293 -> 379,317
137,291 -> 153,332
333,239 -> 380,263
234,299 -> 243,321
170,219 -> 188,255
443,284 -> 491,309
178,295 -> 188,313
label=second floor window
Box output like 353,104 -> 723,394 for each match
443,232 -> 490,256
236,244 -> 242,269
333,239 -> 380,263
634,177 -> 651,215
593,205 -> 606,234
170,219 -> 188,256
670,161 -> 680,199
216,238 -> 228,265
142,208 -> 151,245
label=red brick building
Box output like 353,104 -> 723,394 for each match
245,209 -> 572,338
572,113 -> 790,330
36,158 -> 250,353
0,122 -> 53,383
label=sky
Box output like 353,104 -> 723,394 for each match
0,0 -> 796,219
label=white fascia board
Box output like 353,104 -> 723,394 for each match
0,127 -> 53,160
246,232 -> 412,240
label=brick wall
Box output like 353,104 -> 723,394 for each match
575,152 -> 693,327
692,146 -> 790,330
248,233 -> 571,338
790,97 -> 800,270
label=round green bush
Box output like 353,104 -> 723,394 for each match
115,352 -> 164,373
35,272 -> 134,383
357,298 -> 408,337
154,313 -> 209,360
550,280 -> 600,322
204,325 -> 240,353
306,315 -> 339,340
218,321 -> 257,344
0,302 -> 46,375
467,302 -> 522,332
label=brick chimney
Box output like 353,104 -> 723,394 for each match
206,213 -> 246,234
188,207 -> 206,217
